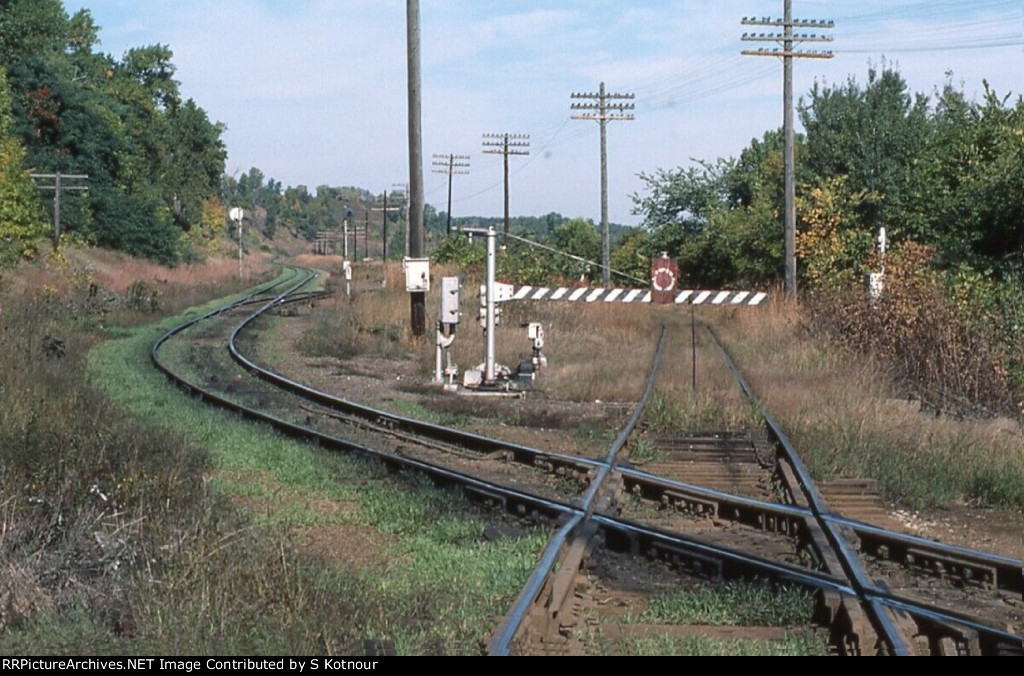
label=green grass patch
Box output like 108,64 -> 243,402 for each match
796,416 -> 1024,510
594,632 -> 829,656
643,391 -> 758,434
589,581 -> 825,656
387,399 -> 472,428
627,436 -> 668,464
635,582 -> 817,627
0,277 -> 550,655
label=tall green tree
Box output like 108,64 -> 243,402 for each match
162,99 -> 226,230
0,65 -> 47,264
0,0 -> 67,67
926,82 -> 1024,269
799,64 -> 932,241
1,2 -> 226,263
631,143 -> 787,287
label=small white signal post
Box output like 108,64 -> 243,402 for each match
230,207 -> 244,278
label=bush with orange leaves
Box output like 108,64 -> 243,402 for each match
806,240 -> 1023,418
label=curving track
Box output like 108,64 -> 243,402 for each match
152,266 -> 1023,656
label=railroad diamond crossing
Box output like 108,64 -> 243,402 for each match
508,285 -> 768,306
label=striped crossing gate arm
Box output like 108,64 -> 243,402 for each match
507,286 -> 767,306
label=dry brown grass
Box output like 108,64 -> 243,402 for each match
0,246 -> 275,329
299,261 -> 427,361
297,263 -> 1024,509
0,250 -> 547,654
303,266 -> 764,430
0,258 -> 213,642
711,295 -> 1024,508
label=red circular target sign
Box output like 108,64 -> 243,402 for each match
650,256 -> 678,304
652,266 -> 676,292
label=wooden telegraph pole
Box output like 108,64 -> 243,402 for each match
372,190 -> 401,263
407,0 -> 426,336
571,82 -> 634,289
482,133 -> 530,240
432,154 -> 470,236
393,182 -> 408,254
30,172 -> 89,248
742,1 -> 833,302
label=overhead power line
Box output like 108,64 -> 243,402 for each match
504,231 -> 647,286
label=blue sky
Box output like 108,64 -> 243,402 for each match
62,1 -> 1023,226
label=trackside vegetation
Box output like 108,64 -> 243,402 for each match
0,0 -> 1020,659
0,267 -> 546,654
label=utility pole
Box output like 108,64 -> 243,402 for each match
482,133 -> 530,239
407,0 -> 426,336
393,182 -> 409,254
363,210 -> 370,261
372,190 -> 401,263
571,82 -> 634,288
432,154 -> 470,236
742,2 -> 833,302
30,172 -> 89,248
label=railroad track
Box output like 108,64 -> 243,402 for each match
152,266 -> 1023,656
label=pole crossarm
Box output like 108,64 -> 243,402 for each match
741,49 -> 833,58
741,2 -> 834,303
482,133 -> 530,237
431,154 -> 471,174
30,173 -> 90,183
741,17 -> 835,28
570,82 -> 635,289
432,154 -> 470,236
740,13 -> 834,59
482,133 -> 531,156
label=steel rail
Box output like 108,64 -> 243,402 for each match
618,466 -> 1020,593
591,512 -> 1024,652
232,277 -> 1021,652
150,266 -> 314,355
172,286 -> 875,643
705,325 -> 1024,655
708,325 -> 914,654
486,325 -> 668,655
157,289 -> 858,591
162,298 -> 861,589
151,275 -> 578,525
154,270 -> 1022,655
229,292 -> 1021,597
487,516 -> 582,656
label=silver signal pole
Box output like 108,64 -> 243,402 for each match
485,227 -> 497,382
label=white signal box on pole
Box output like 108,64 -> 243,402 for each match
441,277 -> 460,325
403,257 -> 430,292
493,282 -> 515,302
